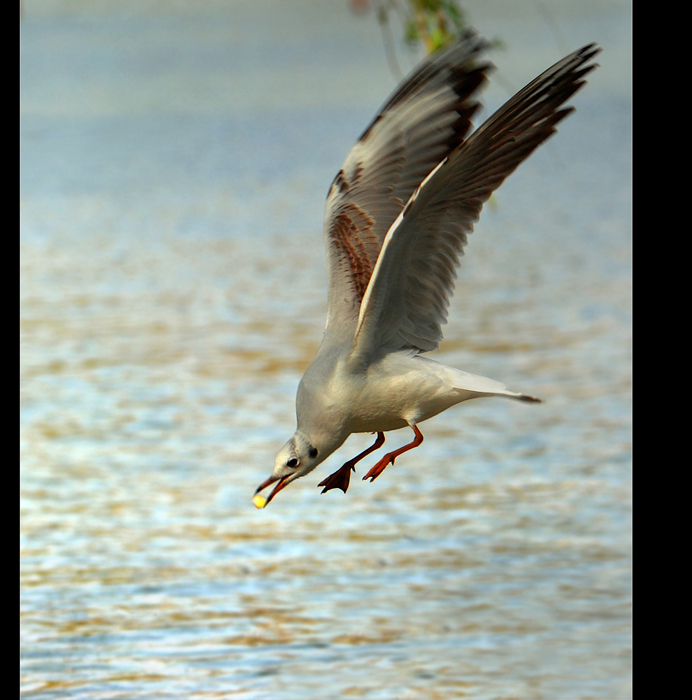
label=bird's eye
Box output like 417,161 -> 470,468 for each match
308,447 -> 318,459
287,458 -> 299,468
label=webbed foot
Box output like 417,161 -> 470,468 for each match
318,463 -> 355,494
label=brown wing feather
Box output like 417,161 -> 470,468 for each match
329,203 -> 377,304
350,43 -> 601,362
323,32 -> 491,336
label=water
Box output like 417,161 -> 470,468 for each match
20,1 -> 632,698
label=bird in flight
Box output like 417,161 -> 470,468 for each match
254,31 -> 599,508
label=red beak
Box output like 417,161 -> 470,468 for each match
254,473 -> 292,507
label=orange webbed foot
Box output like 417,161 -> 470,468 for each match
362,425 -> 424,484
318,432 -> 386,495
318,463 -> 355,494
362,454 -> 395,483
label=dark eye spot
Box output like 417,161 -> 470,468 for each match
287,458 -> 299,468
308,447 -> 318,459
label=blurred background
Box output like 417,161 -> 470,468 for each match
20,1 -> 631,698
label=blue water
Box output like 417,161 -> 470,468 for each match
21,1 -> 631,698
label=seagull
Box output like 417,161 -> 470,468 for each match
254,32 -> 599,508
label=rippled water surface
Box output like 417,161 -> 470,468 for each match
21,1 -> 631,698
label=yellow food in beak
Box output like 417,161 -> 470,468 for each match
253,494 -> 267,509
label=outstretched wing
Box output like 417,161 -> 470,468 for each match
349,43 -> 601,366
322,31 -> 491,343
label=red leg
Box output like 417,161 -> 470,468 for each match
318,432 -> 385,494
363,424 -> 424,483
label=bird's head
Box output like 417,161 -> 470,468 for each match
253,431 -> 326,508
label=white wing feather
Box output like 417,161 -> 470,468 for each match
322,32 -> 490,343
349,43 -> 600,368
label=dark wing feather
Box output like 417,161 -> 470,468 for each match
350,43 -> 601,364
322,31 -> 491,342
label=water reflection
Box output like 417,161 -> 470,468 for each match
21,2 -> 631,698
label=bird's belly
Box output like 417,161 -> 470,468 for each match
344,363 -> 457,434
349,412 -> 410,434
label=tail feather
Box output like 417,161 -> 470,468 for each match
515,393 -> 542,403
452,369 -> 542,403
